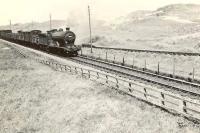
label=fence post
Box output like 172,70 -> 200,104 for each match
81,68 -> 83,77
106,52 -> 107,61
106,75 -> 108,84
88,70 -> 90,78
65,65 -> 67,71
183,101 -> 187,113
173,57 -> 175,77
75,67 -> 77,74
144,59 -> 147,70
132,56 -> 134,68
158,62 -> 160,74
161,92 -> 165,106
128,83 -> 132,92
193,67 -> 195,81
144,88 -> 147,99
113,55 -> 115,63
97,72 -> 99,79
116,78 -> 119,88
122,56 -> 125,66
69,66 -> 72,72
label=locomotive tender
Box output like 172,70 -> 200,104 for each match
0,27 -> 80,56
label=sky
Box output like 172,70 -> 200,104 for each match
0,0 -> 200,26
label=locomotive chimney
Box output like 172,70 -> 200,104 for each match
66,27 -> 70,31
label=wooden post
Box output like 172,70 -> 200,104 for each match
129,83 -> 132,92
132,56 -> 134,68
183,101 -> 187,113
97,72 -> 99,79
144,59 -> 147,70
158,62 -> 160,74
116,78 -> 119,88
88,70 -> 90,78
173,57 -> 175,77
106,75 -> 108,83
193,67 -> 195,80
113,55 -> 115,63
106,52 -> 107,61
69,66 -> 72,72
144,88 -> 147,99
81,68 -> 83,77
161,92 -> 165,105
122,56 -> 125,66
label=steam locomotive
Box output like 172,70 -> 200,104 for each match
0,27 -> 81,56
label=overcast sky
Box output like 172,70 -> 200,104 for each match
0,0 -> 200,25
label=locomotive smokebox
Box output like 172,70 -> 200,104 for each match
51,30 -> 76,47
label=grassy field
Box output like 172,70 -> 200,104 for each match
0,43 -> 200,133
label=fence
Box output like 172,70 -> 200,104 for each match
8,42 -> 200,122
33,57 -> 200,121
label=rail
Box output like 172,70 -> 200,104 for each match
82,44 -> 200,56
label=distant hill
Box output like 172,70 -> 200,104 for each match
0,20 -> 67,32
1,4 -> 200,51
94,4 -> 200,52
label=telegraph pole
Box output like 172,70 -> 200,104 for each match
32,21 -> 33,30
9,20 -> 12,30
50,13 -> 52,30
88,5 -> 93,53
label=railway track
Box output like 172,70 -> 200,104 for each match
69,55 -> 200,98
80,54 -> 200,85
82,44 -> 200,56
4,40 -> 200,98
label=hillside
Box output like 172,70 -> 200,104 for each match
91,4 -> 200,52
1,4 -> 200,52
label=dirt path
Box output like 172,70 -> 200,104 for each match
0,43 -> 199,133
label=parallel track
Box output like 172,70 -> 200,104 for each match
69,55 -> 200,98
82,45 -> 200,56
